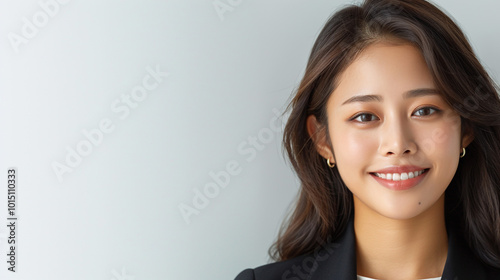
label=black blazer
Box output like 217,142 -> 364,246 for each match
235,218 -> 500,280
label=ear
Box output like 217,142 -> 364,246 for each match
461,127 -> 474,150
306,115 -> 334,163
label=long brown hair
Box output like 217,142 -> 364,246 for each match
270,0 -> 500,268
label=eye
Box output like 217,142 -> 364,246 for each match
351,113 -> 379,123
413,107 -> 441,116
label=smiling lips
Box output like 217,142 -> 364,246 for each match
374,170 -> 425,181
370,166 -> 430,190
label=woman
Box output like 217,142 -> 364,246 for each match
235,0 -> 500,279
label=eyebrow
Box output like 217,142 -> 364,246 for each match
341,88 -> 440,105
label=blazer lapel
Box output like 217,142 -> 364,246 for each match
310,217 -> 357,280
441,225 -> 487,280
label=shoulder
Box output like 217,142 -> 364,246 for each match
233,236 -> 357,280
443,224 -> 500,279
234,253 -> 313,280
234,218 -> 357,280
484,266 -> 500,278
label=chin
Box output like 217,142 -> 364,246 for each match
376,207 -> 425,220
371,193 -> 445,221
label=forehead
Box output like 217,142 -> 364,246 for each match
329,42 -> 436,106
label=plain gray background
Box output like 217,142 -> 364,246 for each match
0,0 -> 498,279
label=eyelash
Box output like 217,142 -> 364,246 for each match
349,106 -> 441,123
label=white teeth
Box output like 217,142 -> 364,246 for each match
374,169 -> 426,181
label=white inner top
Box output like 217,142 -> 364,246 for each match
357,276 -> 441,280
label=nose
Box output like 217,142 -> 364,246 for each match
378,115 -> 417,157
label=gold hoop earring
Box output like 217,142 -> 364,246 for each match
327,158 -> 335,168
460,147 -> 466,158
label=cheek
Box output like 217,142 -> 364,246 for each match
418,122 -> 462,180
330,125 -> 377,171
416,119 -> 462,158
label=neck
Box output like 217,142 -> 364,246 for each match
354,195 -> 448,280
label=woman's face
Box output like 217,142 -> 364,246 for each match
309,42 -> 470,219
